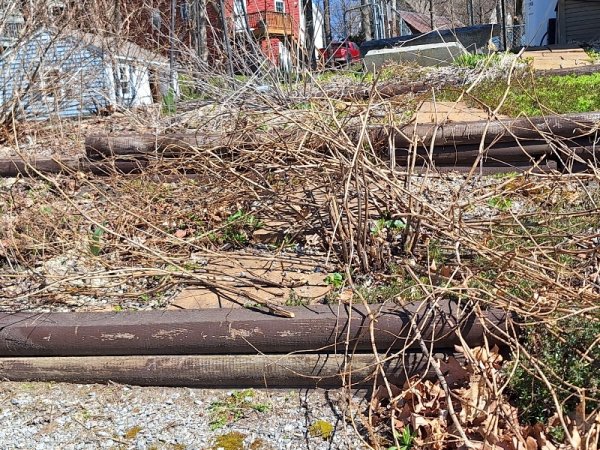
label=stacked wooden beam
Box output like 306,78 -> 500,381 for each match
1,111 -> 598,178
0,302 -> 511,388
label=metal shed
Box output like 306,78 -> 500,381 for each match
557,0 -> 600,44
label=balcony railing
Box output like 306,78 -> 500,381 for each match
247,11 -> 295,37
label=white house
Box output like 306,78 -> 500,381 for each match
0,29 -> 173,120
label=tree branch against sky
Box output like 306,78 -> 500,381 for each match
324,0 -> 517,41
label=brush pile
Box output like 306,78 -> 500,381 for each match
0,62 -> 599,449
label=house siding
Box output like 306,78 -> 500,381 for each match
0,31 -> 161,120
0,31 -> 110,119
558,0 -> 600,43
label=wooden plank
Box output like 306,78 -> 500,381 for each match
0,352 -> 464,388
0,302 -> 510,357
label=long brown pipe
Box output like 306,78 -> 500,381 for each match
0,352 -> 465,388
0,302 -> 510,357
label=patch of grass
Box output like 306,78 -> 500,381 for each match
209,389 -> 270,430
439,72 -> 600,116
453,52 -> 502,69
124,425 -> 142,440
487,195 -> 513,211
507,317 -> 600,425
308,419 -> 334,440
212,431 -> 246,450
356,282 -> 403,304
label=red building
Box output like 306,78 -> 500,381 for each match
123,0 -> 316,70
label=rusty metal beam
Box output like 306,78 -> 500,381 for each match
0,302 -> 510,357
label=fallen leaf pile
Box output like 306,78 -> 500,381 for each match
369,345 -> 599,450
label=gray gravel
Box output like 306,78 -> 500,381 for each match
0,382 -> 368,449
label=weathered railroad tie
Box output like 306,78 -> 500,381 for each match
0,302 -> 511,388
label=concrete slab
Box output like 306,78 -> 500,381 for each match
364,41 -> 468,72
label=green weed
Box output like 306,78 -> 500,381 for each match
161,88 -> 177,115
487,196 -> 513,211
388,426 -> 416,450
308,420 -> 334,440
324,272 -> 344,289
89,223 -> 106,256
209,389 -> 270,430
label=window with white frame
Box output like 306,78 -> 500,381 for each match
275,0 -> 284,13
117,64 -> 132,99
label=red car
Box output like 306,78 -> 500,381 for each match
323,41 -> 361,66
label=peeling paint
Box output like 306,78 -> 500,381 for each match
227,326 -> 262,340
100,332 -> 136,341
151,328 -> 189,340
277,330 -> 301,337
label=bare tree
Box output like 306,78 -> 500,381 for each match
323,0 -> 332,46
360,0 -> 372,40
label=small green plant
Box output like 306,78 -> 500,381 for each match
388,426 -> 415,450
487,196 -> 513,211
218,210 -> 264,247
162,88 -> 177,115
308,419 -> 334,440
89,223 -> 106,256
372,217 -> 406,236
208,389 -> 270,430
285,290 -> 309,306
324,272 -> 344,289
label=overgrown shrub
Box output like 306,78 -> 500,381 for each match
508,317 -> 600,424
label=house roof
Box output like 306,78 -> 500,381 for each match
70,31 -> 169,67
399,11 -> 462,33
